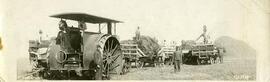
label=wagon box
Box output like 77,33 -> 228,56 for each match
181,41 -> 222,65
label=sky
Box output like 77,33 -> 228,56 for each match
1,0 -> 268,57
1,0 -> 269,53
0,0 -> 269,54
3,0 -> 266,42
0,0 -> 270,81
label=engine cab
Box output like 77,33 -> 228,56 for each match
48,13 -> 122,72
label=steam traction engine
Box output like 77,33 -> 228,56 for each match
29,13 -> 124,80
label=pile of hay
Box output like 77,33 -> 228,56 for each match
214,36 -> 256,59
120,35 -> 161,57
137,36 -> 160,56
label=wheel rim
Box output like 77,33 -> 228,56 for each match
102,38 -> 122,80
30,56 -> 38,69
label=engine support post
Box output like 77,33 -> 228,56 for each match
107,22 -> 112,34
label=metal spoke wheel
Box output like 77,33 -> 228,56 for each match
95,37 -> 122,80
29,54 -> 39,71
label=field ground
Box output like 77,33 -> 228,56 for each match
17,56 -> 256,80
111,57 -> 256,80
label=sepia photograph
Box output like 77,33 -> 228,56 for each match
0,0 -> 269,82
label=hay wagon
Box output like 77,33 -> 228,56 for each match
181,41 -> 222,65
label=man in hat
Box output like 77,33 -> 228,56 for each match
56,19 -> 68,45
37,30 -> 48,44
78,21 -> 87,31
135,26 -> 140,41
196,25 -> 209,44
173,46 -> 182,72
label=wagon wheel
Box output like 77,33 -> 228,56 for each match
210,57 -> 214,64
137,60 -> 143,68
120,59 -> 129,75
95,38 -> 122,80
196,57 -> 201,65
29,53 -> 39,70
216,57 -> 221,64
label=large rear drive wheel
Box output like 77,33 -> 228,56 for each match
95,37 -> 122,80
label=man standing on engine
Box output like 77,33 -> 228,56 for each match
56,19 -> 68,45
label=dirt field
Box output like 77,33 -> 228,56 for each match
111,57 -> 256,80
17,56 -> 256,80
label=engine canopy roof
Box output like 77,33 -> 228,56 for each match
50,13 -> 122,24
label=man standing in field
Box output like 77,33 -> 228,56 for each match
173,46 -> 182,72
218,47 -> 225,63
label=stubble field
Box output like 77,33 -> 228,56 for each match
111,57 -> 256,80
17,56 -> 256,80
